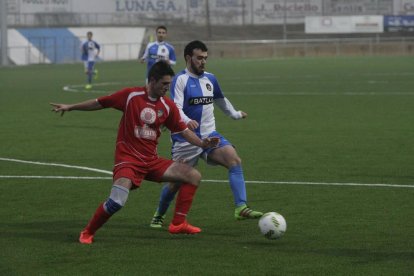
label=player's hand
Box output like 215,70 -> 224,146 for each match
187,120 -> 199,130
50,103 -> 70,116
201,137 -> 220,149
240,111 -> 248,118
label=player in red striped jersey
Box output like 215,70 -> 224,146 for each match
51,61 -> 219,244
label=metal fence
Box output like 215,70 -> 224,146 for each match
9,36 -> 414,65
193,36 -> 414,58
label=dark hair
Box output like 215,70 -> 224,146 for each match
87,31 -> 92,36
184,40 -> 208,58
156,25 -> 167,32
148,61 -> 175,81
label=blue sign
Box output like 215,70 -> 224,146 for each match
384,15 -> 414,32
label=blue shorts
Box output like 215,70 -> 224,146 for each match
84,61 -> 95,72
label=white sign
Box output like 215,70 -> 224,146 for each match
305,15 -> 383,33
252,0 -> 322,24
394,0 -> 414,15
19,0 -> 71,13
325,0 -> 393,15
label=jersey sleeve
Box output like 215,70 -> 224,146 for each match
168,45 -> 177,65
214,97 -> 243,119
141,43 -> 150,60
94,41 -> 100,50
170,75 -> 191,124
97,88 -> 133,111
164,100 -> 187,133
208,74 -> 224,99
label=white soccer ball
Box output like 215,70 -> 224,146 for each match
258,212 -> 287,240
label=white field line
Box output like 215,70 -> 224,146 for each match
0,175 -> 413,189
202,180 -> 414,189
1,157 -> 413,189
0,175 -> 112,180
0,157 -> 112,175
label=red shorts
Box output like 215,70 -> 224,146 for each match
113,156 -> 174,188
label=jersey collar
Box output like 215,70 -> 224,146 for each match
185,68 -> 204,78
144,87 -> 158,102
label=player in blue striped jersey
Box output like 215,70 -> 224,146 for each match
81,31 -> 100,89
140,26 -> 176,79
150,40 -> 263,228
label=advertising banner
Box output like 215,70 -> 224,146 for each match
305,15 -> 383,33
18,0 -> 72,13
324,0 -> 393,16
384,15 -> 414,31
252,0 -> 322,25
394,0 -> 414,15
10,0 -> 414,26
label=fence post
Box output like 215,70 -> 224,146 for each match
0,0 -> 9,66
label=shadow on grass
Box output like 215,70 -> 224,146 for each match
0,219 -> 203,244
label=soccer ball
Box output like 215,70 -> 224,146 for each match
258,212 -> 287,240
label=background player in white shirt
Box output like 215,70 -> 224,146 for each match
149,40 -> 263,228
140,26 -> 176,80
81,31 -> 100,89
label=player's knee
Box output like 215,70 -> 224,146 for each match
187,169 -> 201,186
236,157 -> 242,165
104,184 -> 130,215
228,156 -> 242,168
168,182 -> 180,193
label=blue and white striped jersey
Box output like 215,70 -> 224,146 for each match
81,40 -> 100,62
171,69 -> 242,143
141,41 -> 176,75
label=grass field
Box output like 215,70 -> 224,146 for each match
1,56 -> 414,275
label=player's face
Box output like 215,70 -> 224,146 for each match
87,33 -> 92,40
188,49 -> 208,76
149,75 -> 172,98
156,29 -> 167,42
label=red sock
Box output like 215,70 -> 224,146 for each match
172,183 -> 197,225
83,203 -> 111,235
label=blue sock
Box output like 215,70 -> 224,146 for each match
87,72 -> 92,84
229,165 -> 247,207
157,184 -> 177,216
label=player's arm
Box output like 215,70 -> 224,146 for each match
209,74 -> 246,119
95,42 -> 100,57
168,46 -> 177,66
166,108 -> 218,148
181,129 -> 219,149
50,99 -> 103,117
214,97 -> 247,120
140,44 -> 149,63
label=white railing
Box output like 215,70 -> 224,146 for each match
6,37 -> 414,65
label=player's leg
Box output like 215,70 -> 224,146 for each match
150,143 -> 200,228
85,61 -> 94,89
93,63 -> 98,80
158,161 -> 202,234
79,176 -> 134,244
150,182 -> 179,228
207,144 -> 263,220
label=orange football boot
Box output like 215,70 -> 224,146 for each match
168,221 -> 201,234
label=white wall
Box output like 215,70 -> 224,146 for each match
69,27 -> 145,61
